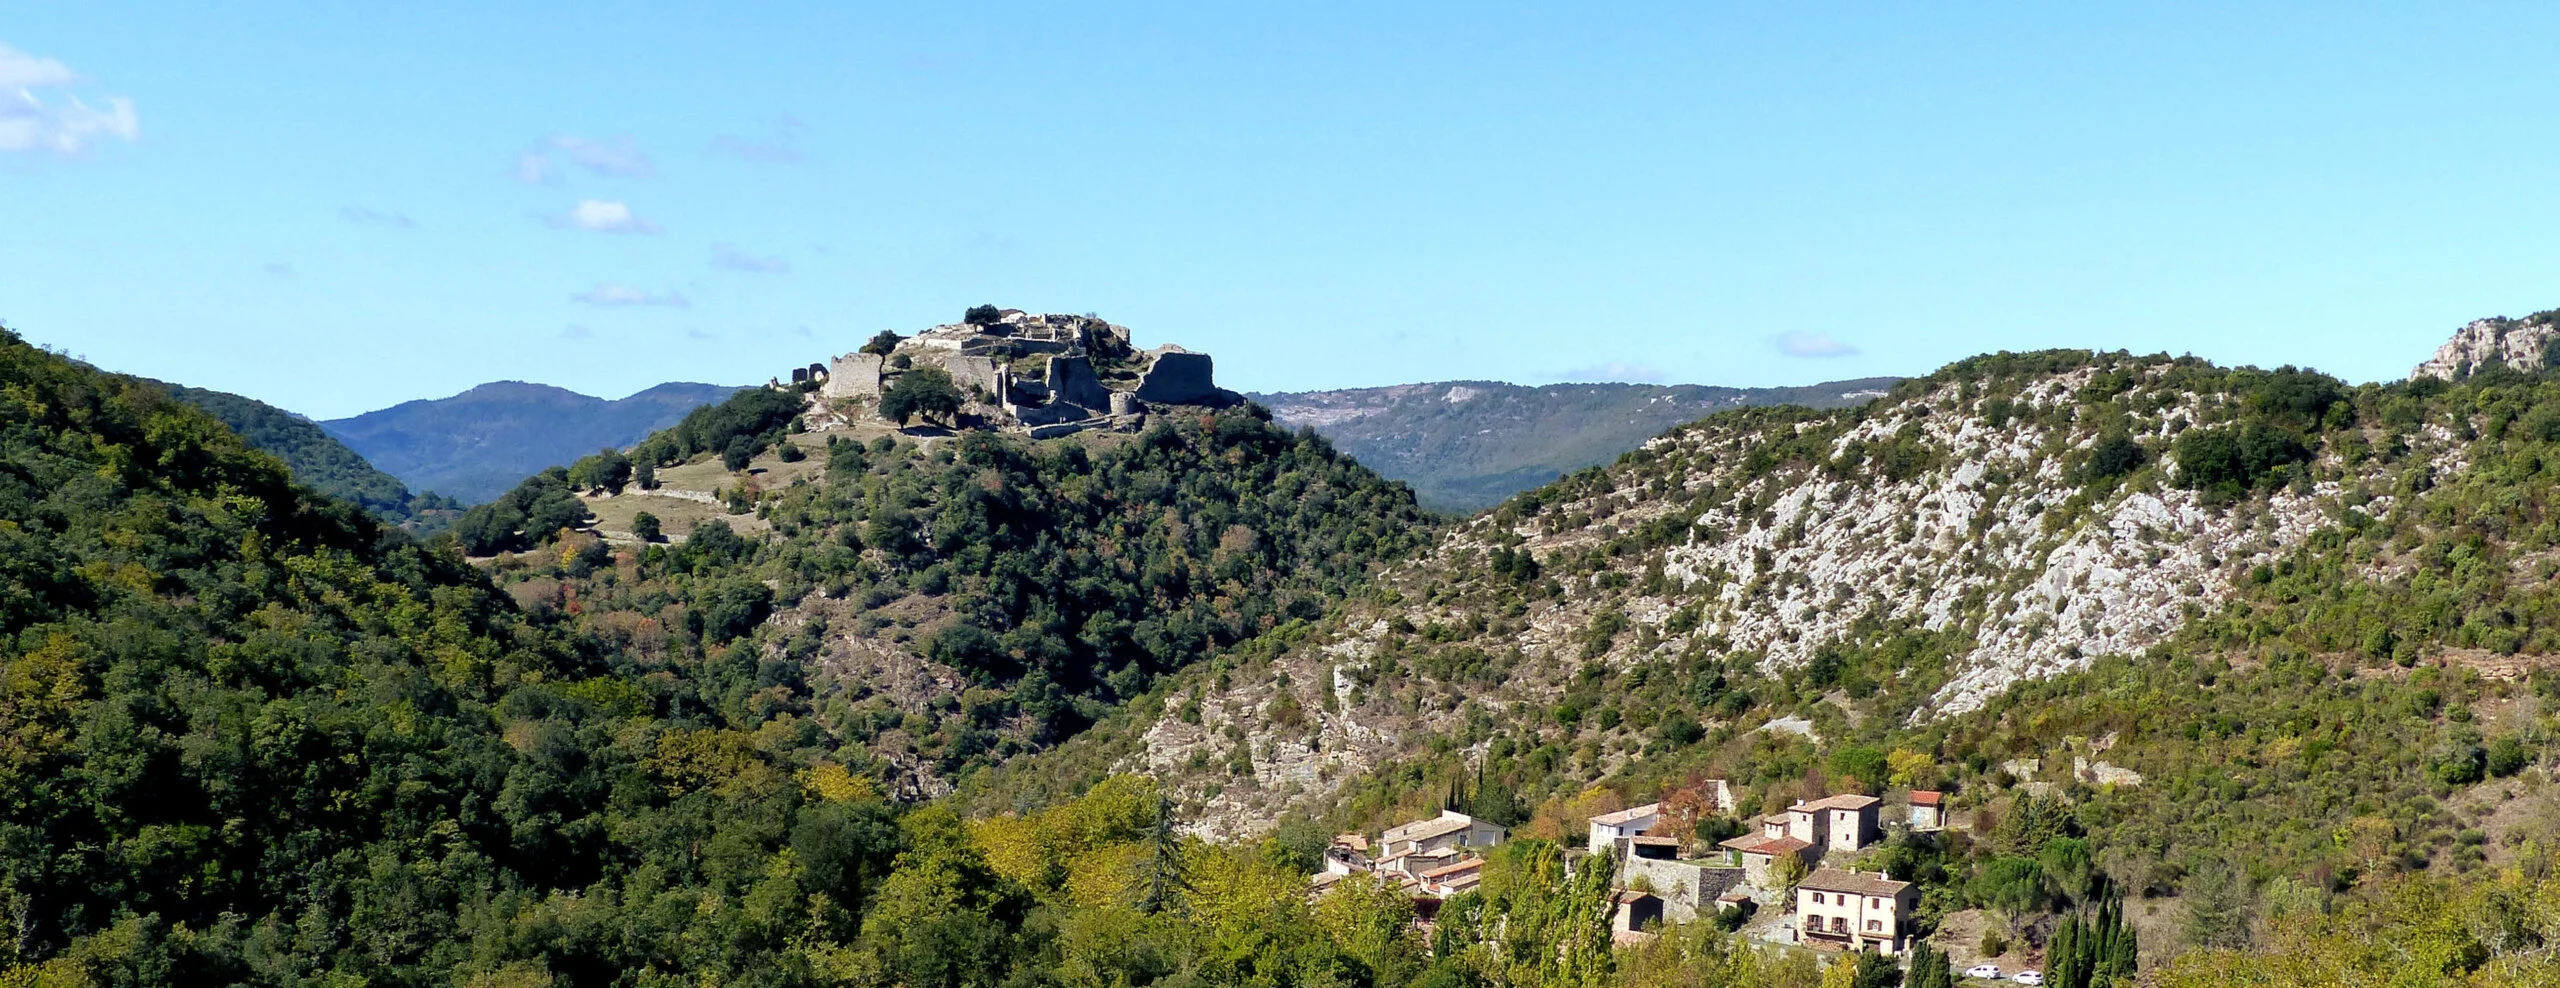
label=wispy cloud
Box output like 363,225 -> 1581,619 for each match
1770,330 -> 1859,359
710,243 -> 788,273
0,42 -> 74,88
515,133 -> 656,183
686,327 -> 715,340
0,42 -> 137,158
709,117 -> 804,164
262,262 -> 294,279
340,205 -> 415,229
573,283 -> 688,307
1552,361 -> 1670,384
562,324 -> 595,339
550,199 -> 660,234
515,150 -> 552,184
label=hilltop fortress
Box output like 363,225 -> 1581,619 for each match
796,308 -> 1238,437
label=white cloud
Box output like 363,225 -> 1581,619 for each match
556,199 -> 659,233
710,243 -> 788,273
1553,361 -> 1671,384
340,205 -> 416,229
1771,330 -> 1859,359
573,283 -> 688,307
0,43 -> 75,88
0,42 -> 137,158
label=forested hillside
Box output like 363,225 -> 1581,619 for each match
0,331 -> 1460,986
1252,378 -> 1897,512
989,328 -> 2560,980
153,380 -> 456,525
27,311 -> 2560,985
322,380 -> 739,504
453,384 -> 1440,796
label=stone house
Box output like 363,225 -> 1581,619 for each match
1587,802 -> 1661,855
1795,868 -> 1918,955
1380,810 -> 1505,858
1715,832 -> 1816,886
1419,857 -> 1486,896
1907,791 -> 1945,831
1787,794 -> 1882,853
1610,890 -> 1664,937
1323,834 -> 1372,876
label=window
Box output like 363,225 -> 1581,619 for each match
1866,920 -> 1882,932
1871,898 -> 1883,909
1832,917 -> 1848,933
1811,893 -> 1825,905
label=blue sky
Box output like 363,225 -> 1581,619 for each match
7,3 -> 2560,418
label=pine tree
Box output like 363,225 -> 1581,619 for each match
1136,794 -> 1192,915
1904,941 -> 1955,988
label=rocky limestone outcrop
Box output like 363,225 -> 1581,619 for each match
1123,352 -> 2472,839
2412,312 -> 2560,381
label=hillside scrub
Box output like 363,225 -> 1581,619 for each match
468,390 -> 1439,790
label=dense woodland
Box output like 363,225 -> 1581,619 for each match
18,320 -> 2560,985
154,380 -> 457,526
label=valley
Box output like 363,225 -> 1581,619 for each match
10,310 -> 2560,985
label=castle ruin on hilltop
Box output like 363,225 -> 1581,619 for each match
794,309 -> 1236,437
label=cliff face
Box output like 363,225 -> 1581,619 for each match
1071,343 -> 2485,839
2412,312 -> 2560,381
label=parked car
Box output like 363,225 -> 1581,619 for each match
1963,965 -> 2003,979
2011,973 -> 2044,986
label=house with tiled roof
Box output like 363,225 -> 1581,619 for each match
1380,810 -> 1505,859
1787,793 -> 1883,853
1906,791 -> 1945,831
1418,856 -> 1486,896
1586,802 -> 1661,854
1716,832 -> 1816,886
1794,868 -> 1918,955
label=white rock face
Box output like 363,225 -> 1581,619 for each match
1129,352 -> 2471,838
2412,316 -> 2560,381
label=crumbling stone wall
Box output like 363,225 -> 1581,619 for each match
825,353 -> 886,399
1133,348 -> 1219,405
1046,355 -> 1114,413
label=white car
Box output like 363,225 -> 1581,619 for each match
1963,965 -> 2003,980
2011,973 -> 2044,986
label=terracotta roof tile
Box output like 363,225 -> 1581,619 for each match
1797,868 -> 1911,896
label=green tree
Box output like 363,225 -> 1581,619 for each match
1135,794 -> 1191,915
1905,940 -> 1955,988
567,446 -> 633,492
722,435 -> 761,471
862,330 -> 904,355
631,511 -> 662,542
881,367 -> 965,427
2181,861 -> 2254,951
964,304 -> 1003,326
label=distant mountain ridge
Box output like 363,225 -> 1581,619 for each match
1249,377 -> 1899,512
322,380 -> 742,503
